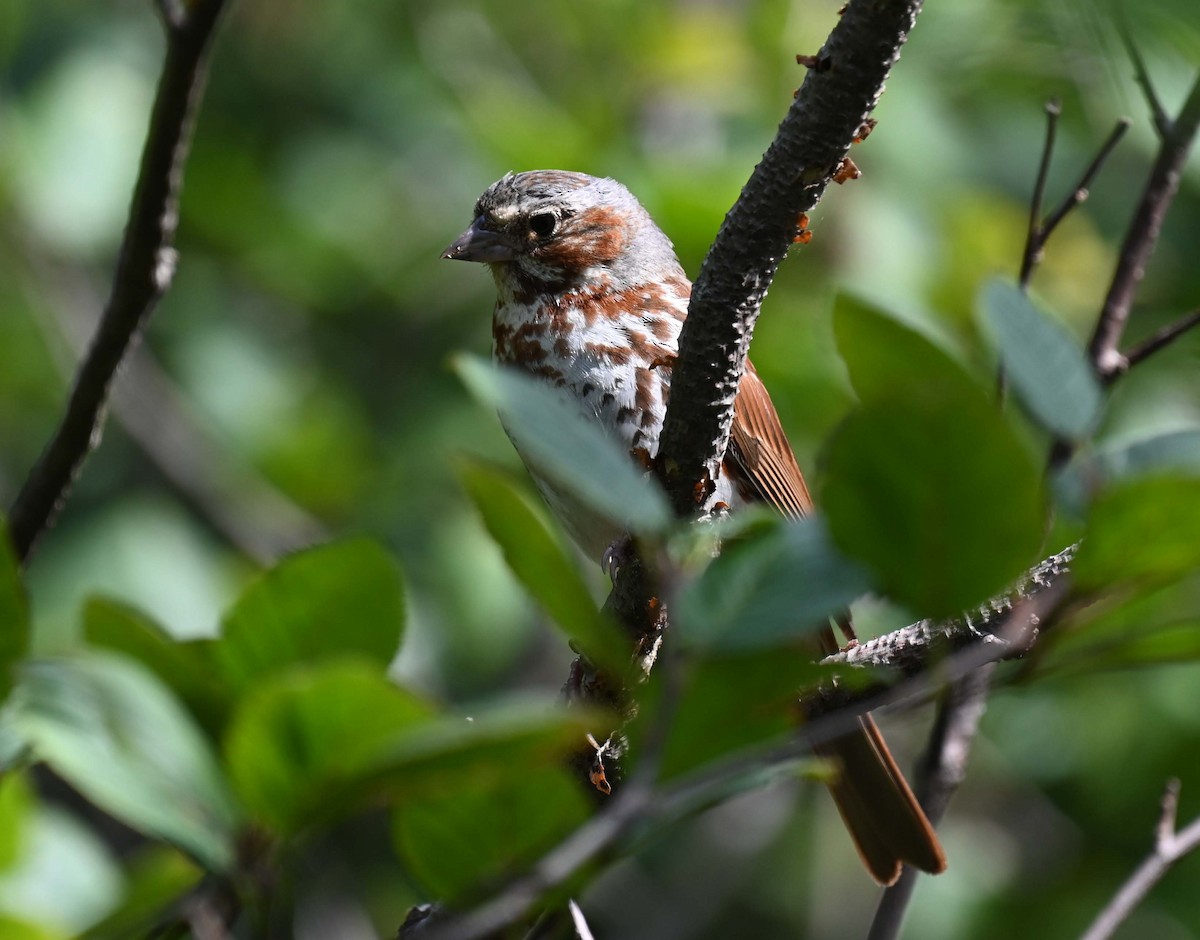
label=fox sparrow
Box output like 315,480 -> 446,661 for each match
443,170 -> 946,885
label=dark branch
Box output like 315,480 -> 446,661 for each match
655,0 -> 924,519
1079,780 -> 1200,940
867,666 -> 996,940
7,0 -> 229,562
1104,306 -> 1200,382
1040,118 -> 1131,249
1019,106 -> 1129,291
1120,27 -> 1171,139
1019,99 -> 1061,289
1087,74 -> 1200,379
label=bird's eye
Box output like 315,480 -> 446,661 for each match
528,212 -> 557,238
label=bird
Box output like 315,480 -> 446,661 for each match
442,169 -> 946,885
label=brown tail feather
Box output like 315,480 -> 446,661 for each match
814,715 -> 947,886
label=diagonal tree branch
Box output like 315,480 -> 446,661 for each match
655,0 -> 924,518
7,0 -> 229,563
1087,73 -> 1200,379
1079,780 -> 1200,940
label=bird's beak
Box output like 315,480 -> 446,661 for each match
441,218 -> 515,263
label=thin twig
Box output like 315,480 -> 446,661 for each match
1120,26 -> 1171,139
7,0 -> 229,562
1079,780 -> 1200,940
1019,108 -> 1130,291
1040,118 -> 1131,242
1087,73 -> 1200,379
1019,99 -> 1062,289
867,666 -> 996,940
1104,306 -> 1200,383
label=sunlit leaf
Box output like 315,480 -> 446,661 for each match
0,771 -> 32,870
10,652 -> 239,871
821,391 -> 1044,619
223,661 -> 435,834
677,515 -> 871,650
460,460 -> 627,671
454,355 -> 670,535
393,765 -> 588,901
218,538 -> 405,690
980,279 -> 1103,440
0,520 -> 29,706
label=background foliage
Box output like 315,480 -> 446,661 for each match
2,0 -> 1200,937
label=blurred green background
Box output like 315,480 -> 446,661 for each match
2,0 -> 1200,937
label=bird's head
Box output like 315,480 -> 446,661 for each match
442,170 -> 684,298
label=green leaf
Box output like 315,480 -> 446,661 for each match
980,279 -> 1103,440
224,660 -> 435,834
833,294 -> 979,405
677,515 -> 872,651
1056,429 -> 1200,514
0,519 -> 29,706
1075,477 -> 1200,589
83,598 -> 228,736
0,771 -> 32,870
217,538 -> 405,690
460,460 -> 627,671
821,391 -> 1044,619
393,765 -> 588,901
10,652 -> 239,871
80,846 -> 203,940
657,650 -> 830,779
454,355 -> 670,535
362,697 -> 607,796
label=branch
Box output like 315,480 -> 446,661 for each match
28,269 -> 329,563
1079,780 -> 1200,940
1120,27 -> 1171,140
1087,73 -> 1200,379
1102,306 -> 1200,383
867,666 -> 996,940
825,545 -> 1076,672
1019,105 -> 1129,291
655,0 -> 924,518
7,0 -> 229,562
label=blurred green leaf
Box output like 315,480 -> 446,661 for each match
460,460 -> 627,671
677,515 -> 872,651
821,391 -> 1044,619
10,652 -> 239,871
224,660 -> 435,834
0,772 -> 31,870
833,293 -> 979,405
454,355 -> 670,535
79,846 -> 202,940
362,697 -> 607,797
980,279 -> 1103,440
1056,429 -> 1200,514
83,598 -> 228,736
658,650 -> 830,779
393,765 -> 589,901
0,915 -> 58,940
217,538 -> 405,690
0,520 -> 29,706
1075,477 -> 1200,590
